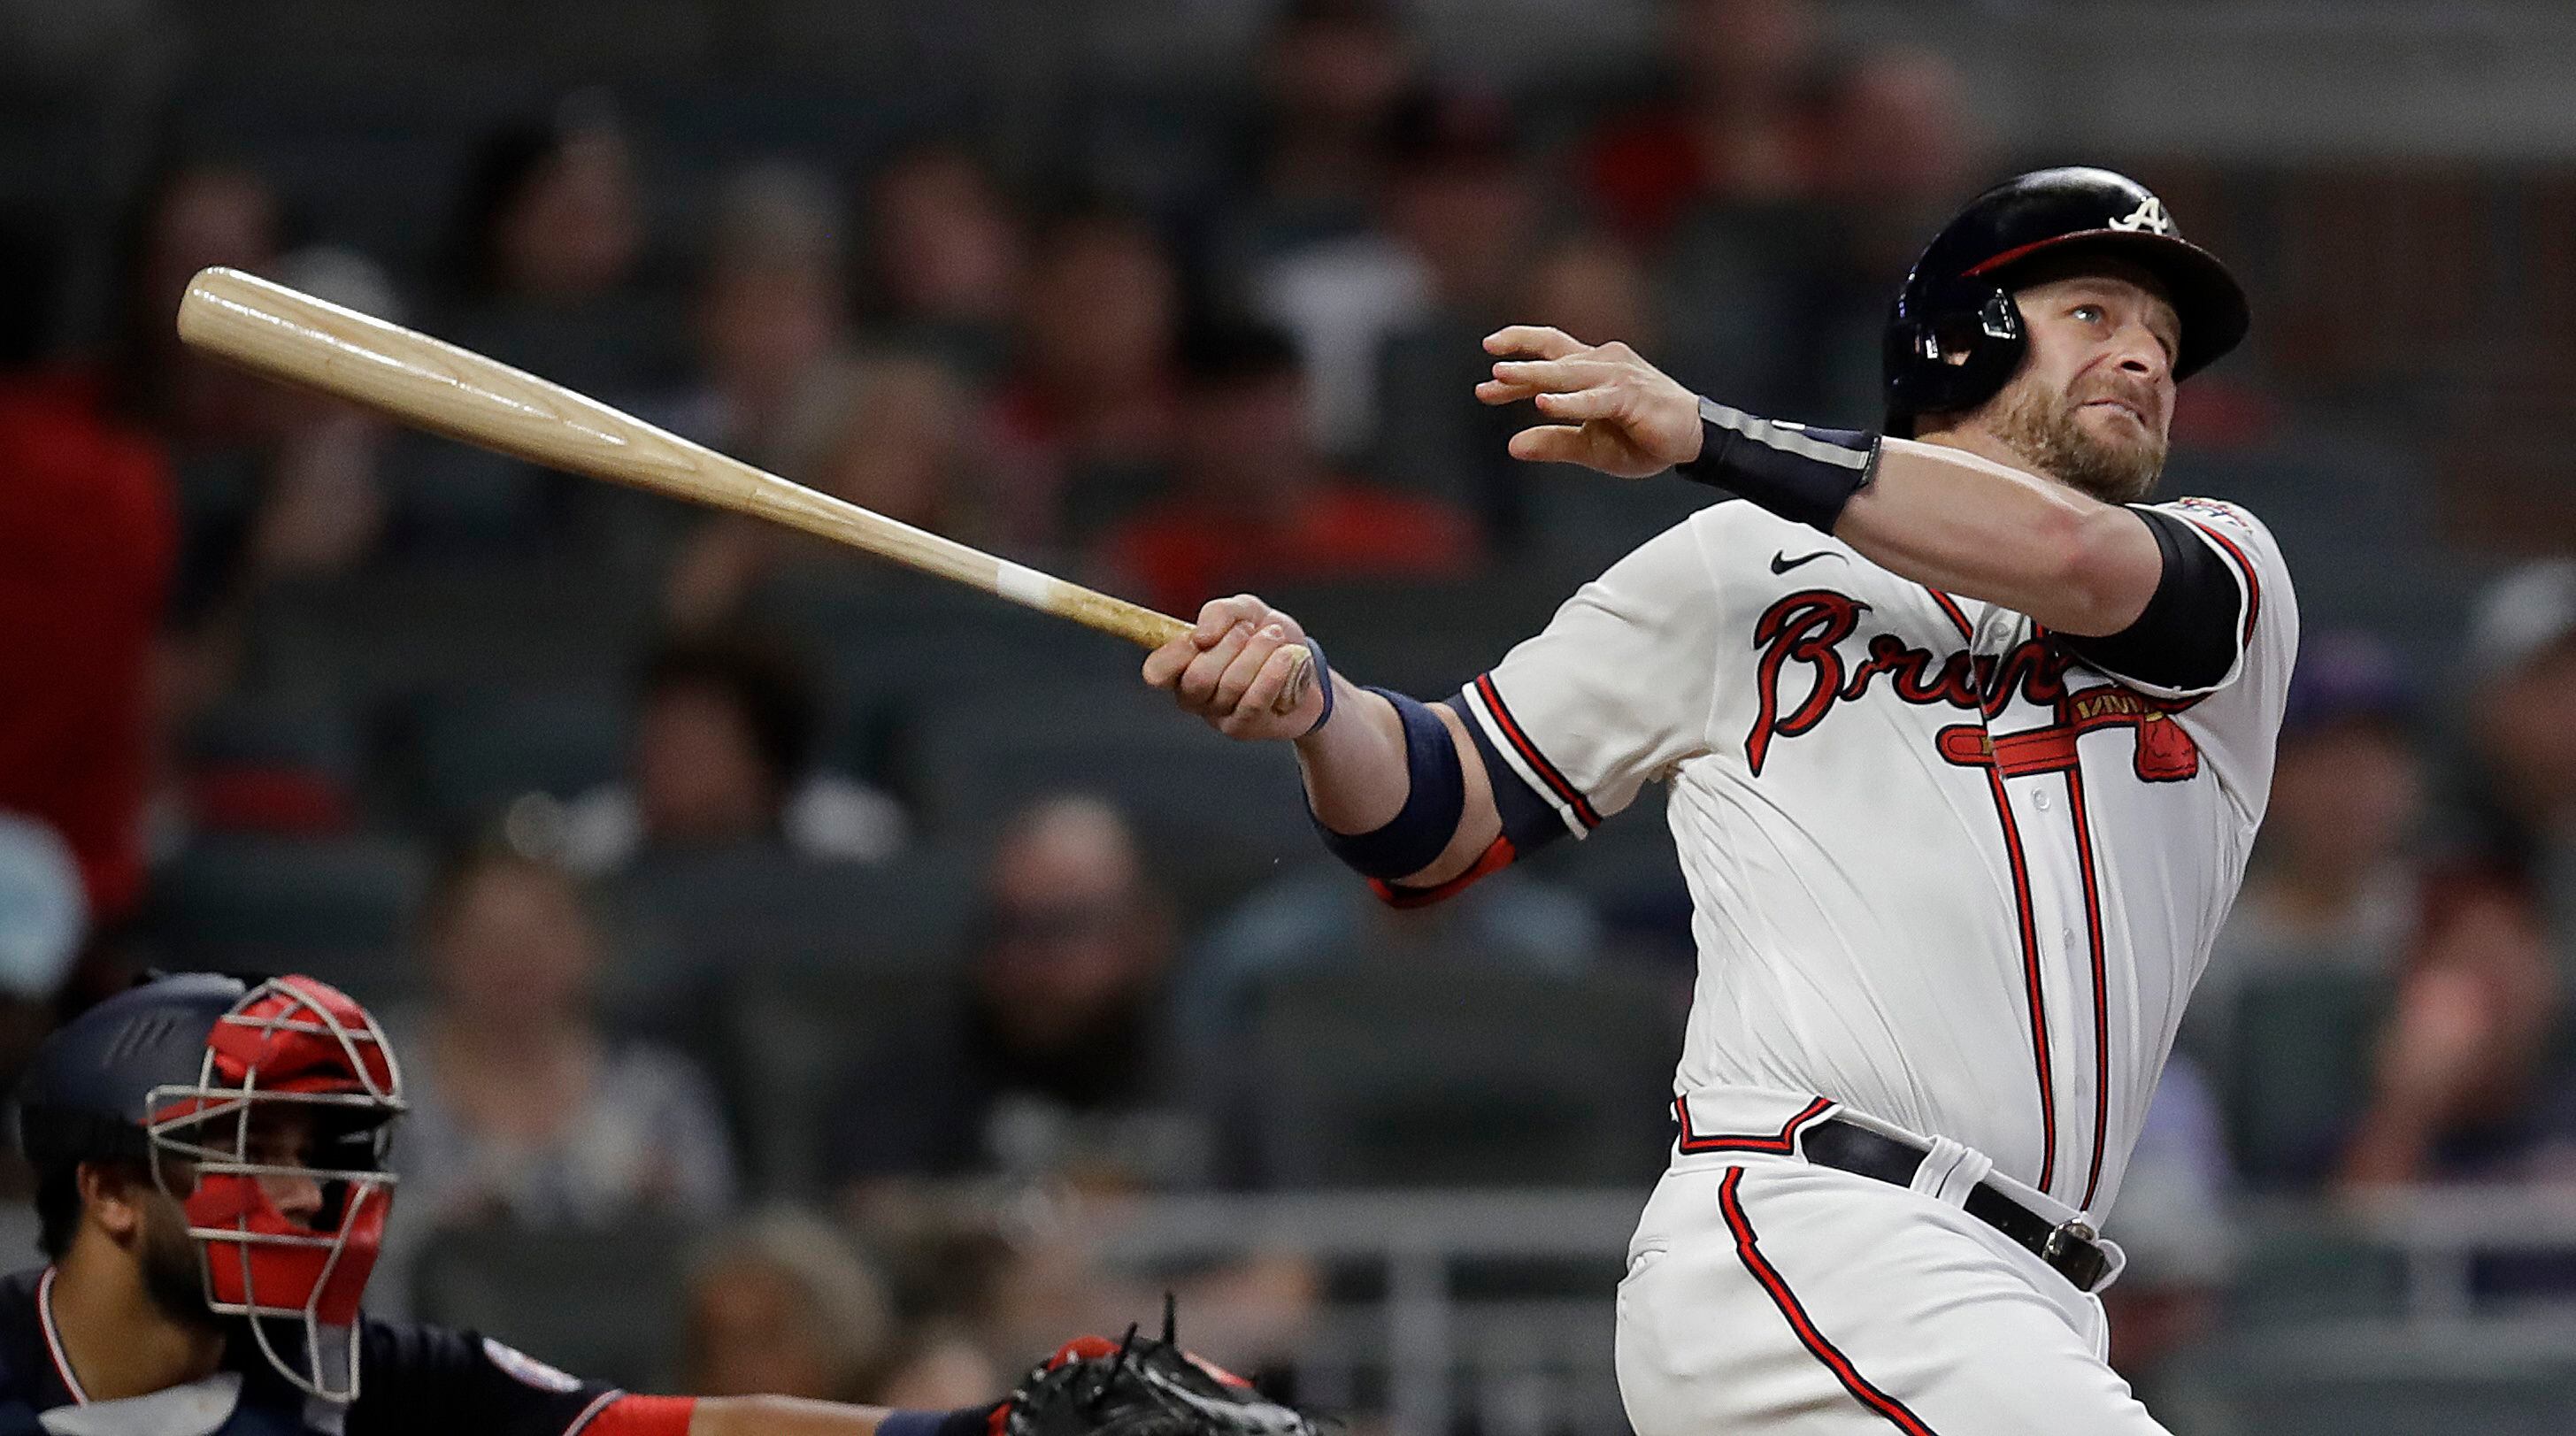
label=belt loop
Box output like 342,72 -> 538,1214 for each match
1905,1135 -> 1994,1209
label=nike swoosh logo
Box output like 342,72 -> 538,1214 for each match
1771,550 -> 1840,574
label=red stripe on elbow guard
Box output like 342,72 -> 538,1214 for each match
582,1394 -> 696,1436
1369,834 -> 1515,909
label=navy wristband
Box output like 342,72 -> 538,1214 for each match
1310,687 -> 1465,880
879,1407 -> 996,1436
1673,395 -> 1881,533
1298,635 -> 1336,736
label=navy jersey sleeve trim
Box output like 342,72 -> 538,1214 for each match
2054,506 -> 2242,692
353,1322 -> 617,1436
1449,688 -> 1579,853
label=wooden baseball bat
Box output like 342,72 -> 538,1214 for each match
174,266 -> 1310,705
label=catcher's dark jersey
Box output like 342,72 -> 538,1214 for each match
0,1266 -> 620,1436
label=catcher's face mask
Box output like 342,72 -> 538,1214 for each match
145,976 -> 404,1402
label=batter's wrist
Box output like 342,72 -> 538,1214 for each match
1672,395 -> 1880,533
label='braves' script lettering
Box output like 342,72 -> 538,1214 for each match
1745,590 -> 2077,775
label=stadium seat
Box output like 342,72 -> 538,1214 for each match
409,1219 -> 700,1392
401,686 -> 628,827
142,834 -> 427,1004
715,968 -> 961,1198
246,564 -> 657,711
2218,966 -> 2388,1187
905,681 -> 1312,856
2226,1225 -> 2408,1329
1234,958 -> 1681,1188
179,698 -> 365,835
599,842 -> 979,998
1254,578 -> 1568,699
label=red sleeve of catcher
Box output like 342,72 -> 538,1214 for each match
579,1394 -> 696,1436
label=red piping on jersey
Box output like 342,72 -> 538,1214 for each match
2176,518 -> 2261,644
1371,833 -> 1515,909
2065,762 -> 2111,1212
578,1394 -> 695,1436
1675,1094 -> 1835,1154
1926,587 -> 1974,641
1472,673 -> 1601,828
1719,1168 -> 1943,1436
1980,763 -> 2057,1195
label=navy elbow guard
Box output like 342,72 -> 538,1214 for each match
1311,688 -> 1465,880
1674,395 -> 1881,533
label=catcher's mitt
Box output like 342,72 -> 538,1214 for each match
1003,1302 -> 1321,1436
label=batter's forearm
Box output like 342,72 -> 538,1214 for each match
1293,680 -> 1503,887
1834,439 -> 2162,636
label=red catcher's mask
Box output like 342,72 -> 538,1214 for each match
145,975 -> 404,1402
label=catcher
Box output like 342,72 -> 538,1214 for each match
3,971 -> 1314,1436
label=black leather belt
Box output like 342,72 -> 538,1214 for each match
1798,1117 -> 2111,1292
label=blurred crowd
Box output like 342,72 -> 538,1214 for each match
0,0 -> 2571,1408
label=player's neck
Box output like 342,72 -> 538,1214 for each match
51,1238 -> 227,1402
1906,423 -> 2049,483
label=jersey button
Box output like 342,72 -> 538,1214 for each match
2034,790 -> 2053,810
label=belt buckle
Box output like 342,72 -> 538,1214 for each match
2041,1218 -> 2099,1280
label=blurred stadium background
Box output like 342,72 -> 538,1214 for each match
7,0 -> 2576,1432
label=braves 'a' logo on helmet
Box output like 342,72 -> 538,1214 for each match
2107,196 -> 2174,236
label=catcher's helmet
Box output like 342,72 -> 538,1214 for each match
1881,166 -> 2249,438
12,972 -> 404,1401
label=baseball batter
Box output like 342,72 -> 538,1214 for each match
1144,168 -> 2293,1433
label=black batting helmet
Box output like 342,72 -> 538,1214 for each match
1881,166 -> 2249,438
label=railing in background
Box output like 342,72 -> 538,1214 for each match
1096,1184 -> 2576,1436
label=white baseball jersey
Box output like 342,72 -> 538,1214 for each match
1449,495 -> 2295,1218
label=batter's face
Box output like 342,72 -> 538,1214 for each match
1976,265 -> 2180,504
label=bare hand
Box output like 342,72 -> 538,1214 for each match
1475,326 -> 1705,479
1142,595 -> 1328,741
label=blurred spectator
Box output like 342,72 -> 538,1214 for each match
387,838 -> 737,1249
1800,48 -> 1988,424
0,210 -> 176,925
862,144 -> 1025,382
104,160 -> 283,459
0,815 -> 85,1005
990,209 -> 1184,547
1816,48 -> 1983,261
1234,0 -> 1416,258
1175,863 -> 1602,1051
1100,322 -> 1479,617
1579,0 -> 1835,245
666,354 -> 986,630
825,795 -> 1196,1190
2457,560 -> 2576,934
684,1209 -> 899,1401
441,93 -> 674,403
1522,233 -> 1661,355
233,246 -> 402,582
561,630 -> 905,874
842,1183 -> 1316,1389
1257,88 -> 1532,468
2338,871 -> 2558,1186
670,162 -> 852,469
2102,1057 -> 2237,1394
2331,564 -> 2576,1187
2213,632 -> 2425,967
1355,94 -> 1557,534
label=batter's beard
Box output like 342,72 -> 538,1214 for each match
138,1192 -> 222,1332
1987,383 -> 2166,504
